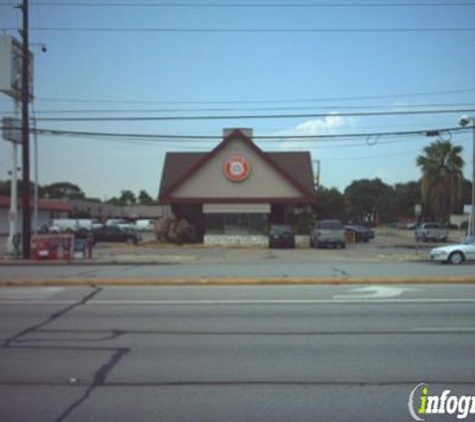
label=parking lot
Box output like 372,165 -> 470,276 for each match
0,227 -> 469,265
78,228 -> 469,265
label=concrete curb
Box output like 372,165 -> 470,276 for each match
1,276 -> 475,286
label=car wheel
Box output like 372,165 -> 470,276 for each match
449,252 -> 464,265
126,237 -> 134,245
341,243 -> 346,249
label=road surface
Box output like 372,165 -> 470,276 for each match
0,284 -> 474,421
1,260 -> 475,282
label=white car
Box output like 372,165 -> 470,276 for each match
134,219 -> 155,232
430,236 -> 475,265
105,218 -> 137,232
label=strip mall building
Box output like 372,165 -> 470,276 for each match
158,129 -> 317,244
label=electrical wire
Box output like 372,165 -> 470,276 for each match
28,108 -> 475,122
6,88 -> 474,105
3,103 -> 475,115
25,124 -> 472,142
11,2 -> 475,8
9,26 -> 475,33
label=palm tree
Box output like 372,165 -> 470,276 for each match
416,140 -> 464,221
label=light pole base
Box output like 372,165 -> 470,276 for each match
6,234 -> 21,257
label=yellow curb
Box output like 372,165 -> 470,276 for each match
1,276 -> 475,286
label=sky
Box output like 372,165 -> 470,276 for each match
1,0 -> 475,201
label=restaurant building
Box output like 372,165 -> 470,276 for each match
158,128 -> 317,244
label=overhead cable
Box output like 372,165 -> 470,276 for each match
29,108 -> 475,122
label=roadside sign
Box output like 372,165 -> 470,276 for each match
2,117 -> 21,143
0,35 -> 34,102
415,204 -> 422,216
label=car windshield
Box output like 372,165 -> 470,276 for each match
319,221 -> 343,230
423,223 -> 441,229
271,225 -> 292,234
462,236 -> 475,245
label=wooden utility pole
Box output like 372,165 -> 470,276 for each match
20,0 -> 31,259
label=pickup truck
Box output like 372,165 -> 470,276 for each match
414,222 -> 448,243
310,219 -> 346,249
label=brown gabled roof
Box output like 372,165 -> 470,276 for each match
158,152 -> 205,199
267,151 -> 315,195
158,129 -> 316,203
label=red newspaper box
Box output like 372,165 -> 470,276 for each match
32,234 -> 74,260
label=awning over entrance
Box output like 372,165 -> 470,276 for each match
203,203 -> 270,214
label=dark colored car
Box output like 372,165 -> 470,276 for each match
92,225 -> 141,245
269,224 -> 295,249
345,225 -> 375,243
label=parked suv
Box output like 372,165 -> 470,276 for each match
310,219 -> 346,249
414,222 -> 448,243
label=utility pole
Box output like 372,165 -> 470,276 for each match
20,0 -> 31,259
312,159 -> 321,188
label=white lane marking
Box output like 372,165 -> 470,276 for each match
333,285 -> 420,300
0,287 -> 64,300
1,298 -> 475,305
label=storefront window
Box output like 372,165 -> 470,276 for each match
205,214 -> 225,234
205,213 -> 268,235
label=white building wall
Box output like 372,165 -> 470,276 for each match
173,138 -> 302,199
0,208 -> 68,235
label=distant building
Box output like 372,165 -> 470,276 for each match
450,204 -> 474,229
0,196 -> 171,235
0,195 -> 69,235
158,128 -> 316,244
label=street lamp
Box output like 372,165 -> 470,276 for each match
458,115 -> 475,237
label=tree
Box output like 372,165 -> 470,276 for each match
416,140 -> 464,221
0,179 -> 45,198
462,178 -> 474,211
120,190 -> 137,205
314,186 -> 347,221
43,182 -> 85,199
389,181 -> 421,220
107,190 -> 137,205
138,190 -> 154,205
344,178 -> 394,224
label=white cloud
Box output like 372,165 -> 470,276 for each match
271,113 -> 356,150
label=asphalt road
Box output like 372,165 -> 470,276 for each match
1,260 -> 475,281
0,285 -> 474,421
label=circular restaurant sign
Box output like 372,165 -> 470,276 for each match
223,155 -> 251,182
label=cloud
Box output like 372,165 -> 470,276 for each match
271,113 -> 355,150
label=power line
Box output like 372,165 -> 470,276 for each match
6,26 -> 475,33
4,87 -> 473,106
3,103 -> 475,115
9,2 -> 475,8
26,124 -> 472,141
29,108 -> 475,122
